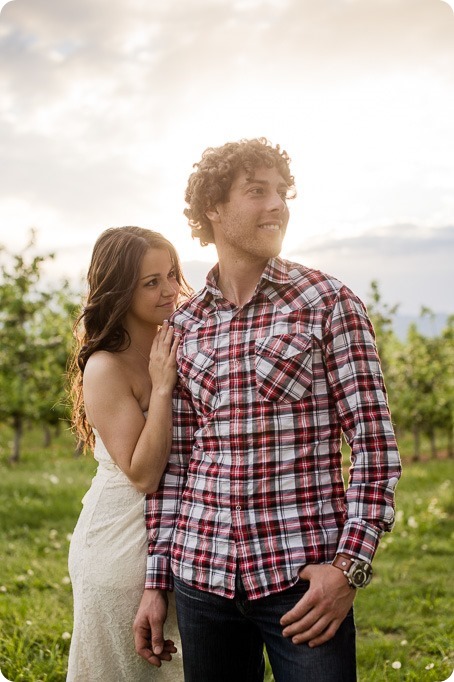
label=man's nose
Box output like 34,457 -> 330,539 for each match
266,191 -> 286,212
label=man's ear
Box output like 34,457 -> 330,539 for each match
205,207 -> 220,223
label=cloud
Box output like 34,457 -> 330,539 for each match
0,0 -> 453,314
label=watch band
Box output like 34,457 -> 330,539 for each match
332,554 -> 355,572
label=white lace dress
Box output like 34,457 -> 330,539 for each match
67,431 -> 183,681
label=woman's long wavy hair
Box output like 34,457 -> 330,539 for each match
68,226 -> 192,452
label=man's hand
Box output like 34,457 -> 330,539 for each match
280,564 -> 356,648
133,589 -> 177,666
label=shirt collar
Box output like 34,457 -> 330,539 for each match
204,257 -> 290,299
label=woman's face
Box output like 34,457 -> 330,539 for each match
126,247 -> 180,328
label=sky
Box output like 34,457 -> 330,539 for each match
0,0 -> 453,314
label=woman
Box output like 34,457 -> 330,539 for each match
67,226 -> 190,681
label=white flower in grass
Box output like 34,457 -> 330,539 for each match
49,475 -> 59,485
400,640 -> 408,646
61,631 -> 71,640
49,529 -> 58,539
391,661 -> 402,669
16,575 -> 26,582
0,585 -> 7,593
425,663 -> 434,670
27,569 -> 34,576
395,510 -> 404,523
407,516 -> 418,528
25,620 -> 32,626
66,533 -> 73,542
61,576 -> 71,585
421,544 -> 428,551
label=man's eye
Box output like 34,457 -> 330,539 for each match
250,187 -> 264,194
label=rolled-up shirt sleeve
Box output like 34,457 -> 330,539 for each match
323,286 -> 402,562
144,381 -> 196,590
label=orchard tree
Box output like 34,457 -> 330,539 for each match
366,281 -> 402,428
437,315 -> 454,457
31,283 -> 79,446
0,231 -> 78,461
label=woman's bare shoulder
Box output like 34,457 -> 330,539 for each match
83,350 -> 129,387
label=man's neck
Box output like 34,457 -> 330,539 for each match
216,254 -> 270,308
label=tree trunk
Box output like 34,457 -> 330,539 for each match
429,427 -> 437,459
9,414 -> 23,463
412,424 -> 421,462
43,424 -> 52,447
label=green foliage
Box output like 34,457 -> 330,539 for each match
0,428 -> 453,681
366,283 -> 454,460
0,231 -> 79,461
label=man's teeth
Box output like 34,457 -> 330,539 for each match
259,224 -> 280,231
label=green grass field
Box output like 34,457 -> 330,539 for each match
0,427 -> 453,681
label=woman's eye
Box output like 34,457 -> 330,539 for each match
146,279 -> 158,287
168,270 -> 176,279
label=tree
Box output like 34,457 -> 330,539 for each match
393,310 -> 453,461
366,280 -> 402,434
0,231 -> 78,461
366,280 -> 400,378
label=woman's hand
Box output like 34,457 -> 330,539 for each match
148,320 -> 179,394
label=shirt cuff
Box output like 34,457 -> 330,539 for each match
336,519 -> 383,563
145,554 -> 173,591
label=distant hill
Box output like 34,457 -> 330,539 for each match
392,313 -> 450,340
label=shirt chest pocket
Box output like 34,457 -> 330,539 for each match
179,345 -> 219,414
255,333 -> 313,403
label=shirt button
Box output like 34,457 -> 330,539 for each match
235,408 -> 241,415
235,505 -> 241,511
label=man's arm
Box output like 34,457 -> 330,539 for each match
281,285 -> 401,647
323,285 -> 401,560
134,380 -> 196,663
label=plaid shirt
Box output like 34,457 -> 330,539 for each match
145,257 -> 401,600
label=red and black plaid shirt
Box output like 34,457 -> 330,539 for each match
145,257 -> 401,600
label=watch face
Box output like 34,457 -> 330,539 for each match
350,561 -> 372,588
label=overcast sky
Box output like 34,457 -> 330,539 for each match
0,0 -> 453,313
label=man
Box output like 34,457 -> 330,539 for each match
134,138 -> 401,681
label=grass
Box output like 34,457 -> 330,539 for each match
1,426 -> 453,681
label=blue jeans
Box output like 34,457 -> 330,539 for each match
173,574 -> 356,682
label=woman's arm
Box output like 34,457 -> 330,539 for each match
83,323 -> 179,493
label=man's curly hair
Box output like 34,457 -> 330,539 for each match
184,137 -> 296,246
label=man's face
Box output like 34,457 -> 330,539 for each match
209,165 -> 290,262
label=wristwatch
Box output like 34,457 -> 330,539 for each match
332,554 -> 373,588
